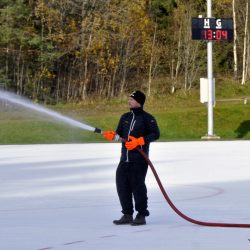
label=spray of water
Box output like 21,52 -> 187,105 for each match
0,90 -> 96,132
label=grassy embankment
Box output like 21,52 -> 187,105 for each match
0,81 -> 250,144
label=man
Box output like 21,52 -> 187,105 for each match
103,90 -> 160,226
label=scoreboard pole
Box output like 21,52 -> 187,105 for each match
207,0 -> 214,137
205,0 -> 219,139
191,3 -> 233,139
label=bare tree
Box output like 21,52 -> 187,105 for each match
147,24 -> 157,97
232,0 -> 238,79
241,0 -> 249,84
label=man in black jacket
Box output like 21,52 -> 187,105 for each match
103,90 -> 160,226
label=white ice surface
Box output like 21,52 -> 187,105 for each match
1,141 -> 250,250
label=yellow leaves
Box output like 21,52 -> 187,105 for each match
92,15 -> 102,30
216,0 -> 231,5
109,57 -> 120,67
69,20 -> 78,32
39,67 -> 55,80
35,0 -> 61,35
74,50 -> 81,58
32,0 -> 156,86
35,0 -> 46,22
98,52 -> 120,76
55,32 -> 65,43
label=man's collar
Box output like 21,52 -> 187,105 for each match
130,107 -> 143,113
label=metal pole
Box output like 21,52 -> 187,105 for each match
207,0 -> 214,136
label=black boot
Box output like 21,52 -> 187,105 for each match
113,214 -> 133,225
130,213 -> 146,226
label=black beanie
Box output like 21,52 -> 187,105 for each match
129,90 -> 146,106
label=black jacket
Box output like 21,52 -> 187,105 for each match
116,107 -> 160,162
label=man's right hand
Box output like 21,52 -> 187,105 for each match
103,131 -> 116,141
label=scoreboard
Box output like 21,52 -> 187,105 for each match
192,18 -> 233,41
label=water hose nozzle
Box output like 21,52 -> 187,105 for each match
94,127 -> 102,134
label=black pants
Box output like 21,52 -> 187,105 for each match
116,161 -> 149,216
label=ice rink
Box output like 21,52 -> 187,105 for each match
1,141 -> 250,250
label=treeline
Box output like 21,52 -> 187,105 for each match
0,0 -> 249,103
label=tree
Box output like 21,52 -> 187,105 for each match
0,0 -> 248,103
232,0 -> 238,79
241,0 -> 249,84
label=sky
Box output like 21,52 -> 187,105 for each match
0,141 -> 250,250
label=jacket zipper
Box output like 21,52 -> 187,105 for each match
126,111 -> 136,162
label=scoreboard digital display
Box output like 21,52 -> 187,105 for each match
192,18 -> 234,41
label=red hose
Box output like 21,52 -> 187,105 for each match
104,133 -> 250,228
136,147 -> 250,228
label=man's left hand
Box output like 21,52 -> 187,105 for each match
125,136 -> 145,150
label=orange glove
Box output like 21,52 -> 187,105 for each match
125,136 -> 145,150
103,131 -> 116,141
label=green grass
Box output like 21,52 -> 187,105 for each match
1,81 -> 250,144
